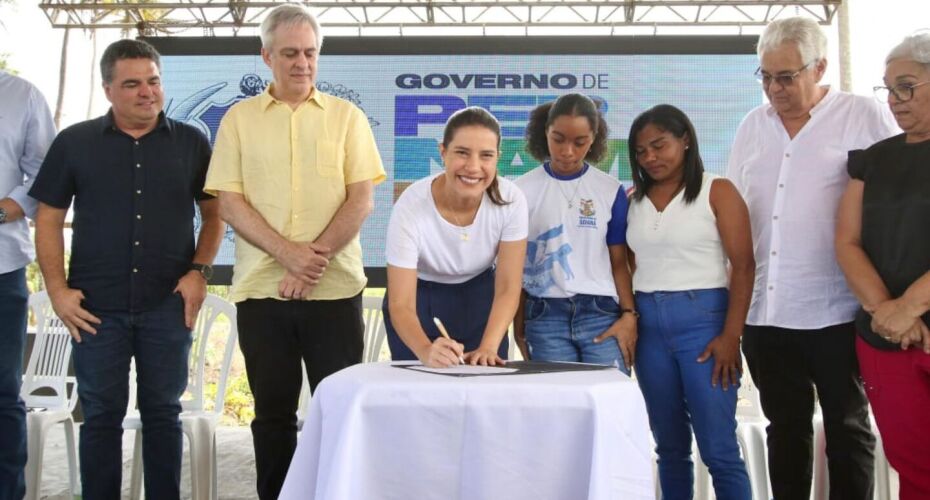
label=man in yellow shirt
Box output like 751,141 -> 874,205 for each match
204,5 -> 385,498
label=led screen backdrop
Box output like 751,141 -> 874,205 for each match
146,36 -> 762,286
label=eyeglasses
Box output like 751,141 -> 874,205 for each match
755,62 -> 811,88
873,81 -> 930,103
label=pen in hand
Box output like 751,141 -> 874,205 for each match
433,317 -> 467,365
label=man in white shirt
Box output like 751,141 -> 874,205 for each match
0,71 -> 55,500
727,17 -> 898,500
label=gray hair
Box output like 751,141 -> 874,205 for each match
886,31 -> 930,69
757,17 -> 827,65
260,4 -> 323,50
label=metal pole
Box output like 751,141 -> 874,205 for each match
837,0 -> 852,92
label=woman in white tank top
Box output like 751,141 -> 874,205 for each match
626,104 -> 754,499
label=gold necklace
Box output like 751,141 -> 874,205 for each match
551,163 -> 586,209
557,176 -> 584,209
447,207 -> 469,241
441,190 -> 479,242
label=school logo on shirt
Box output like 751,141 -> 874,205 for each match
578,199 -> 597,229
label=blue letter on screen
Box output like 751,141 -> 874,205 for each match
468,95 -> 536,138
395,95 -> 466,136
395,137 -> 442,180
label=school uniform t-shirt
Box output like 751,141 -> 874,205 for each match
515,163 -> 629,299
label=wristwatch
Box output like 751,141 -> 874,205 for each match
0,207 -> 6,224
621,308 -> 640,318
191,263 -> 214,281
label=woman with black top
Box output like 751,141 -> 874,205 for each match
836,31 -> 930,500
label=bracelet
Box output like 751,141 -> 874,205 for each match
621,308 -> 640,318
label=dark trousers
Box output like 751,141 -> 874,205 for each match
74,293 -> 191,500
0,268 -> 28,500
383,268 -> 508,360
742,322 -> 875,500
237,294 -> 364,500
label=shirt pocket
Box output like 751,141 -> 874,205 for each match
315,139 -> 343,179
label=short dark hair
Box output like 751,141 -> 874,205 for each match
627,104 -> 704,204
100,39 -> 161,84
441,106 -> 509,206
524,93 -> 609,163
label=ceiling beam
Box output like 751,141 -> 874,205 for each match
38,0 -> 841,34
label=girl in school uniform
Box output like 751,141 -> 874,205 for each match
513,93 -> 636,374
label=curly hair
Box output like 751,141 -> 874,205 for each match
524,93 -> 609,164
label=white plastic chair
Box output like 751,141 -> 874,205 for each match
812,411 -> 892,500
871,421 -> 893,500
735,364 -> 771,500
361,296 -> 387,363
693,444 -> 712,500
298,296 -> 387,431
296,364 -> 311,432
22,291 -> 79,500
689,363 -> 767,500
124,294 -> 238,500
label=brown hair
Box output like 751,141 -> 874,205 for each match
442,106 -> 510,205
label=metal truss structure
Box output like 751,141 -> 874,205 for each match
38,1 -> 841,36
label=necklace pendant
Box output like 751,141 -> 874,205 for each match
567,201 -> 573,209
460,232 -> 469,241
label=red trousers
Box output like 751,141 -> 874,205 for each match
856,336 -> 930,500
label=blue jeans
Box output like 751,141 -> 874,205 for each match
73,293 -> 191,500
524,294 -> 630,375
635,288 -> 750,500
0,268 -> 27,500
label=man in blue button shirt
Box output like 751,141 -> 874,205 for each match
0,71 -> 55,500
30,40 -> 224,500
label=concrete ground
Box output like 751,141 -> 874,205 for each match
35,422 -> 900,500
36,425 -> 256,500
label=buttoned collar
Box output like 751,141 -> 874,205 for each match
259,84 -> 326,111
101,109 -> 172,136
764,85 -> 836,119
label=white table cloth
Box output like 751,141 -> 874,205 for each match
279,362 -> 653,500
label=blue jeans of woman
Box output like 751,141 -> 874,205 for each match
73,293 -> 191,500
384,268 -> 509,360
635,288 -> 750,500
0,268 -> 28,500
523,294 -> 630,375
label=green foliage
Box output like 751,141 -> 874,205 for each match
0,54 -> 16,74
197,313 -> 254,426
207,284 -> 230,299
220,373 -> 256,425
26,261 -> 43,293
